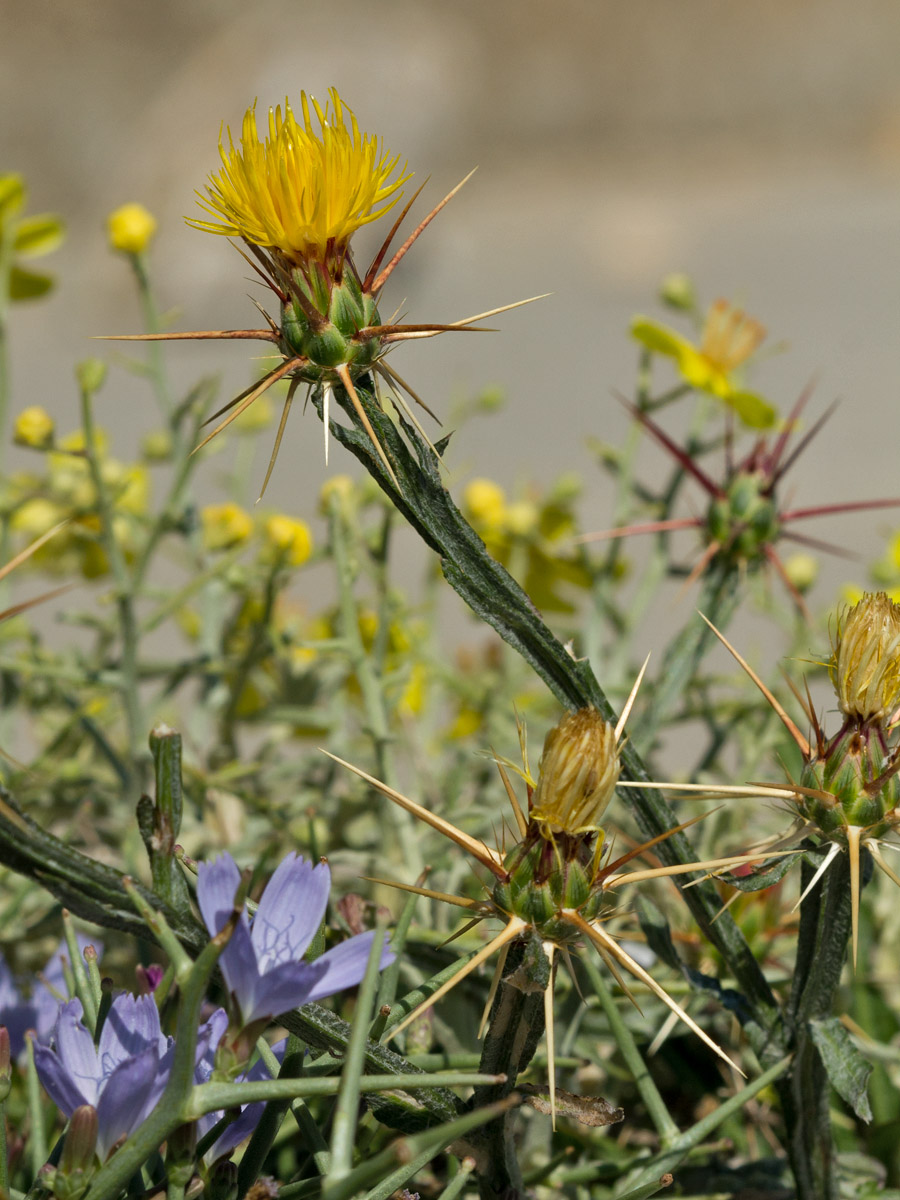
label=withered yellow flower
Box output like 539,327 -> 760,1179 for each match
530,708 -> 620,836
831,591 -> 900,722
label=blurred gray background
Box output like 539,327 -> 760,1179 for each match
4,0 -> 900,648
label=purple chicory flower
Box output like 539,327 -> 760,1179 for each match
196,852 -> 394,1028
194,1007 -> 287,1161
33,993 -> 173,1159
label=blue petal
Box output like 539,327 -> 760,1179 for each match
95,1044 -> 169,1158
240,959 -> 326,1026
33,1041 -> 93,1115
97,994 -> 167,1077
305,931 -> 395,1003
251,854 -> 330,971
197,853 -> 258,1011
207,1040 -> 287,1162
51,999 -> 102,1106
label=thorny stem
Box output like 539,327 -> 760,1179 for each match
777,850 -> 856,1200
465,940 -> 547,1200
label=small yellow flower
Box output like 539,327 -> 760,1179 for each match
530,708 -> 621,837
631,299 -> 775,429
13,406 -> 55,449
782,552 -> 818,594
262,515 -> 313,566
190,90 -> 410,267
463,479 -> 506,529
319,474 -> 356,514
107,203 -> 157,255
11,497 -> 65,539
201,502 -> 254,550
831,592 -> 900,722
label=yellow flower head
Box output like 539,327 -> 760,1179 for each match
107,204 -> 157,255
530,708 -> 621,837
201,502 -> 254,551
13,406 -> 55,449
262,514 -> 313,566
831,591 -> 900,723
190,89 -> 411,267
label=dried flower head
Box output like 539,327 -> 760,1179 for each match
831,591 -> 900,723
530,708 -> 620,837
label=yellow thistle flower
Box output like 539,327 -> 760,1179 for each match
201,502 -> 254,550
13,406 -> 55,449
262,514 -> 313,566
107,203 -> 157,255
190,91 -> 410,268
831,591 -> 900,723
104,88 -> 539,497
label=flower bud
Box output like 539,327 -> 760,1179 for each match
659,272 -> 696,312
201,502 -> 254,551
14,405 -> 55,448
262,515 -> 313,566
107,203 -> 157,255
831,592 -> 900,722
530,708 -> 620,836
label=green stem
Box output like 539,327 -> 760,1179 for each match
80,387 -> 144,783
632,560 -> 739,747
466,940 -> 547,1200
776,850 -> 855,1200
578,954 -> 679,1145
328,494 -> 423,879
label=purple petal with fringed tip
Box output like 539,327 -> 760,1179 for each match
196,853 -> 259,1008
251,854 -> 331,970
305,931 -> 395,1002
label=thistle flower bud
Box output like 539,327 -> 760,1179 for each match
14,405 -> 55,448
107,203 -> 157,255
531,708 -> 620,837
831,592 -> 900,723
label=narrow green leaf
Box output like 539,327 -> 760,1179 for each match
13,213 -> 65,257
809,1015 -> 873,1122
9,265 -> 54,300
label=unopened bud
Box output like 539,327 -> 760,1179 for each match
531,708 -> 620,836
831,591 -> 900,722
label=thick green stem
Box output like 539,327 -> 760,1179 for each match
776,851 -> 855,1200
464,940 -> 547,1200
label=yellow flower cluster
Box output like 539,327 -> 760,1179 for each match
461,475 -> 595,612
9,427 -> 151,579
